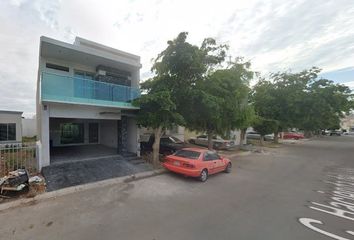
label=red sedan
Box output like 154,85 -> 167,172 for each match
162,148 -> 232,182
283,132 -> 304,140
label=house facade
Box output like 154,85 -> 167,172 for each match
36,36 -> 141,169
341,114 -> 354,133
0,110 -> 23,143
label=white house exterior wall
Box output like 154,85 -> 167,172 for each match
22,118 -> 37,138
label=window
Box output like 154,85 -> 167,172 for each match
160,137 -> 172,144
0,123 -> 16,141
60,123 -> 84,144
174,150 -> 200,159
204,152 -> 220,161
74,70 -> 95,80
46,63 -> 69,72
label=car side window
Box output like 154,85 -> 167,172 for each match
160,138 -> 171,144
204,152 -> 220,161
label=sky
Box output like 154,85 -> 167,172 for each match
0,0 -> 353,117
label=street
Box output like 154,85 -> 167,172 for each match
0,136 -> 354,240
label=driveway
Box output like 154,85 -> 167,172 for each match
42,155 -> 153,191
1,136 -> 354,240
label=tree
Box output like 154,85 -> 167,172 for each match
253,117 -> 278,145
133,90 -> 184,168
185,60 -> 254,149
149,32 -> 229,149
252,67 -> 353,139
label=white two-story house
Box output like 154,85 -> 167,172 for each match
36,36 -> 141,169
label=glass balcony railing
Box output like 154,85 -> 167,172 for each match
41,72 -> 140,108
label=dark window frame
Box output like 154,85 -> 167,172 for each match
46,63 -> 69,72
0,123 -> 16,141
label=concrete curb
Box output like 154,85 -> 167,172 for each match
0,168 -> 166,212
220,151 -> 252,158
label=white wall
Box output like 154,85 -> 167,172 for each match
22,118 -> 37,138
230,129 -> 242,146
0,112 -> 22,142
48,103 -> 122,120
100,120 -> 117,148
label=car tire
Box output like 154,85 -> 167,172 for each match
224,163 -> 232,173
189,139 -> 195,144
199,169 -> 208,182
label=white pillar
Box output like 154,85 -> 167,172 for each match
40,104 -> 50,168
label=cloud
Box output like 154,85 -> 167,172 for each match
0,0 -> 354,115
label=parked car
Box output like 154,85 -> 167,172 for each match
140,135 -> 190,155
329,130 -> 342,136
189,135 -> 235,150
162,148 -> 232,182
283,132 -> 304,140
246,132 -> 274,141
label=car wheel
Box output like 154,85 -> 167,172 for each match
199,169 -> 208,182
294,137 -> 299,140
189,139 -> 195,144
224,162 -> 232,173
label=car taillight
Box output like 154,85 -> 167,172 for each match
182,163 -> 195,168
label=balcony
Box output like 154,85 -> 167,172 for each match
41,72 -> 140,108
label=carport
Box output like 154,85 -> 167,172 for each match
50,145 -> 119,164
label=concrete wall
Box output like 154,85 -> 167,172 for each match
100,120 -> 117,148
0,112 -> 22,142
47,103 -> 122,120
22,118 -> 37,138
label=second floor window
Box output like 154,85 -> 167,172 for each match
74,70 -> 94,80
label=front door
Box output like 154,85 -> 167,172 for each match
88,123 -> 99,143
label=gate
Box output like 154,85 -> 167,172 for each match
0,142 -> 37,177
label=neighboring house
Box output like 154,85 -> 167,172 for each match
22,117 -> 37,138
0,110 -> 23,143
36,36 -> 141,169
341,114 -> 354,132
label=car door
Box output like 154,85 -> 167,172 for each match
203,151 -> 224,174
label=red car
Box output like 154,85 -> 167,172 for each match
162,148 -> 232,182
283,132 -> 304,140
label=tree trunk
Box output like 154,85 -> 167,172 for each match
207,131 -> 213,150
304,130 -> 312,138
260,136 -> 264,146
240,128 -> 246,146
152,127 -> 163,168
273,130 -> 279,143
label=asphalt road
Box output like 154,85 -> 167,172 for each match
0,136 -> 353,240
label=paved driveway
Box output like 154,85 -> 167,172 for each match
42,156 -> 153,191
1,136 -> 354,240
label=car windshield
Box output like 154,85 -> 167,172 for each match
169,136 -> 183,143
174,150 -> 200,159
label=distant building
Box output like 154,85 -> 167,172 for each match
22,117 -> 37,138
341,114 -> 354,132
0,110 -> 23,143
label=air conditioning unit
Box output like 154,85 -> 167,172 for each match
97,70 -> 106,76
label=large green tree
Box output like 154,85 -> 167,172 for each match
187,60 -> 254,149
252,67 -> 353,139
133,90 -> 184,168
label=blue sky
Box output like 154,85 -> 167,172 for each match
0,0 -> 353,116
